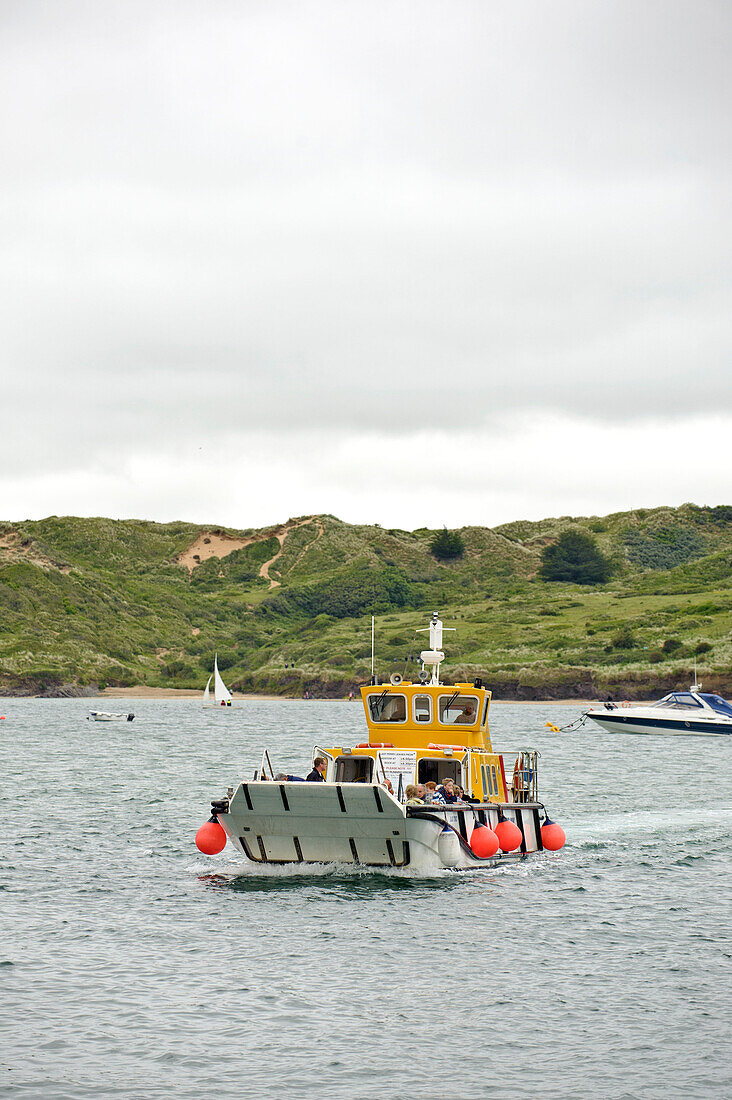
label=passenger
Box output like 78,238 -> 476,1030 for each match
423,781 -> 438,804
404,784 -> 424,805
430,782 -> 447,805
454,704 -> 475,724
380,778 -> 394,794
306,757 -> 327,782
274,772 -> 305,782
437,778 -> 459,804
416,783 -> 426,801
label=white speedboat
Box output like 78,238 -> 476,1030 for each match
194,614 -> 566,870
585,687 -> 732,737
87,711 -> 135,722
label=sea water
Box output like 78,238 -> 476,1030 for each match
1,698 -> 730,1100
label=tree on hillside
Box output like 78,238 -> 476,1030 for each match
430,527 -> 465,561
540,530 -> 613,585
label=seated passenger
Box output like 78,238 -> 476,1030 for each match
454,704 -> 475,724
423,781 -> 437,804
380,778 -> 394,794
274,772 -> 305,782
456,783 -> 479,803
437,778 -> 459,804
306,757 -> 327,782
404,784 -> 424,805
430,783 -> 447,805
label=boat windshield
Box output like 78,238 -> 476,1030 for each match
699,694 -> 732,718
654,693 -> 703,710
438,694 -> 479,725
368,692 -> 407,723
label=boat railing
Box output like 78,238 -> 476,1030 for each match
406,800 -> 541,814
509,749 -> 539,804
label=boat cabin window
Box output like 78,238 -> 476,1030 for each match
481,696 -> 490,726
482,763 -> 499,798
700,694 -> 732,718
413,695 -> 432,723
334,755 -> 374,783
438,694 -> 479,725
368,692 -> 407,723
655,693 -> 703,710
417,758 -> 462,786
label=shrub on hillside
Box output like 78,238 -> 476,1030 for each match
662,638 -> 682,654
539,531 -> 613,585
622,525 -> 707,570
694,641 -> 713,654
611,627 -> 636,649
710,505 -> 732,525
430,528 -> 465,561
199,649 -> 237,671
162,659 -> 194,679
259,564 -> 414,620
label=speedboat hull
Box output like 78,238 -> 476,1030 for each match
586,711 -> 732,736
215,781 -> 545,870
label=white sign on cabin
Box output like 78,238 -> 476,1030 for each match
377,750 -> 417,797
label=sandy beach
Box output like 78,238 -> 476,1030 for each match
99,686 -> 281,700
98,686 -> 591,704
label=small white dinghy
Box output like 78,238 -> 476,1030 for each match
87,711 -> 135,722
202,654 -> 241,709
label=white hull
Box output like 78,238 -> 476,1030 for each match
586,711 -> 732,737
216,782 -> 543,870
87,711 -> 134,722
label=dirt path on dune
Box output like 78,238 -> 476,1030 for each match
258,517 -> 323,589
177,516 -> 324,586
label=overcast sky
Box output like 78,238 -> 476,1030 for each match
1,0 -> 730,530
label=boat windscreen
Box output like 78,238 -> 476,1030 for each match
655,693 -> 702,709
700,694 -> 732,718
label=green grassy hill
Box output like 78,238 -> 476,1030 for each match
1,504 -> 730,698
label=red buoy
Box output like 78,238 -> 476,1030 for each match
195,818 -> 227,855
494,818 -> 522,853
541,819 -> 566,851
470,825 -> 500,859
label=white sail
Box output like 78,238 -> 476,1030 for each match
203,674 -> 212,705
213,654 -> 232,703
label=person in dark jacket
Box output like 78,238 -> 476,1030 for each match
306,757 -> 327,782
437,778 -> 460,803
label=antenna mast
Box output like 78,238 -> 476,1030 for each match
416,611 -> 455,686
371,615 -> 375,681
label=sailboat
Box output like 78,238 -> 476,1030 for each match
202,654 -> 240,709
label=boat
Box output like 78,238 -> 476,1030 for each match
202,654 -> 240,708
584,684 -> 732,737
194,614 -> 566,870
87,711 -> 135,722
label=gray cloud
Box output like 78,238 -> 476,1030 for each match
0,1 -> 730,496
